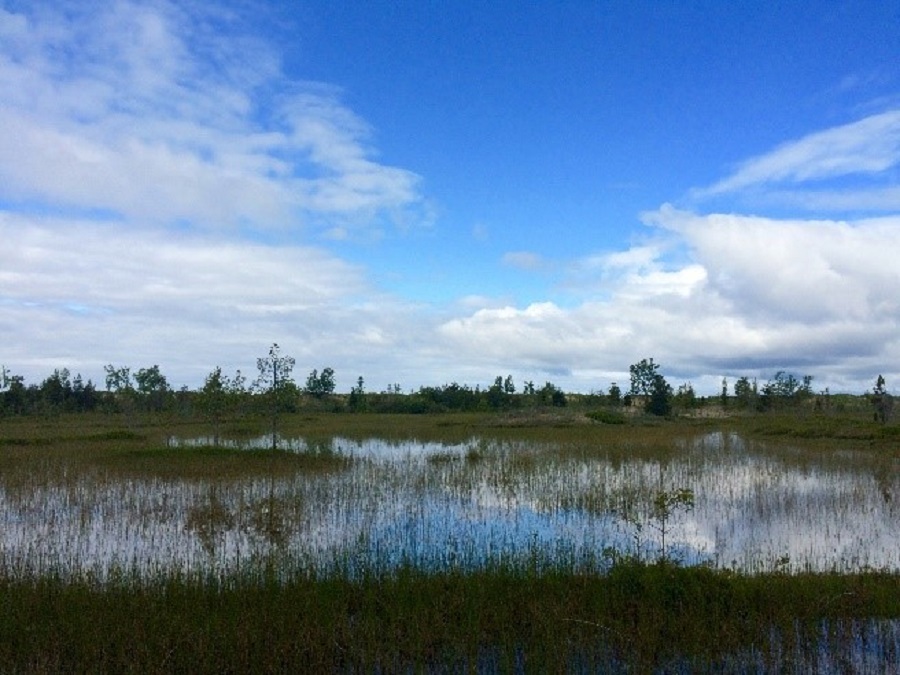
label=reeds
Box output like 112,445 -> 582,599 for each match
1,562 -> 898,672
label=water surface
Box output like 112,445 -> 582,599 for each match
1,431 -> 897,579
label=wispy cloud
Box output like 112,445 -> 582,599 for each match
762,186 -> 900,213
0,1 -> 425,232
696,109 -> 900,199
501,251 -> 546,271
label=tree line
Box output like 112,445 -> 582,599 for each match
0,348 -> 892,422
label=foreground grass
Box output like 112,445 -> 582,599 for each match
1,562 -> 898,672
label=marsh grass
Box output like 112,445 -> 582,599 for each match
728,409 -> 900,450
2,410 -> 900,670
3,411 -> 899,575
0,413 -> 348,484
0,562 -> 898,672
97,443 -> 350,480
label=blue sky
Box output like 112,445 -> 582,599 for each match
3,0 -> 900,394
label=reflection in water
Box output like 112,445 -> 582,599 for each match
1,433 -> 898,579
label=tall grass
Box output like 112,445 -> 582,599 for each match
1,562 -> 898,672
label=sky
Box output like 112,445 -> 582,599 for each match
3,0 -> 900,395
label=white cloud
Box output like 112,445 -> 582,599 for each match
0,212 -> 447,388
501,251 -> 546,271
647,206 -> 900,323
0,1 -> 425,232
0,1 -> 443,390
4,3 -> 900,397
698,109 -> 900,198
437,205 -> 900,393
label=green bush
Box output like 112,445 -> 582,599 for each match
586,409 -> 627,424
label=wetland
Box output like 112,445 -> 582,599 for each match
1,410 -> 899,671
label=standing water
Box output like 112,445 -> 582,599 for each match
1,431 -> 898,579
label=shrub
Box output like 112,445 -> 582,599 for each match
586,409 -> 627,425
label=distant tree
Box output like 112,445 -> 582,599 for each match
872,374 -> 893,424
256,344 -> 296,450
0,366 -> 8,415
539,381 -> 566,407
320,368 -> 335,395
734,376 -> 756,409
71,373 -> 97,412
40,368 -> 72,413
503,374 -> 515,394
761,371 -> 814,409
608,382 -> 622,406
306,369 -> 320,396
200,368 -> 225,434
104,364 -> 136,421
104,364 -> 133,394
134,365 -> 170,412
674,382 -> 696,410
348,376 -> 367,411
767,372 -> 789,399
420,382 -> 480,411
486,376 -> 509,410
199,366 -> 245,446
9,376 -> 28,414
305,367 -> 336,399
629,358 -> 673,415
720,377 -> 728,408
629,358 -> 660,398
0,368 -> 26,415
646,374 -> 673,416
799,375 -> 814,400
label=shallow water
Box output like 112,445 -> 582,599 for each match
1,431 -> 898,578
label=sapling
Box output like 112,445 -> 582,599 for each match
649,487 -> 695,563
617,487 -> 695,564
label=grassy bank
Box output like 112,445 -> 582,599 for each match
2,562 -> 898,672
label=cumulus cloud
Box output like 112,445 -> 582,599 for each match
431,108 -> 900,393
646,206 -> 900,322
439,202 -> 900,393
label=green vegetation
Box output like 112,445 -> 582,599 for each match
2,359 -> 900,670
1,562 -> 897,672
1,352 -> 893,430
586,408 -> 627,424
